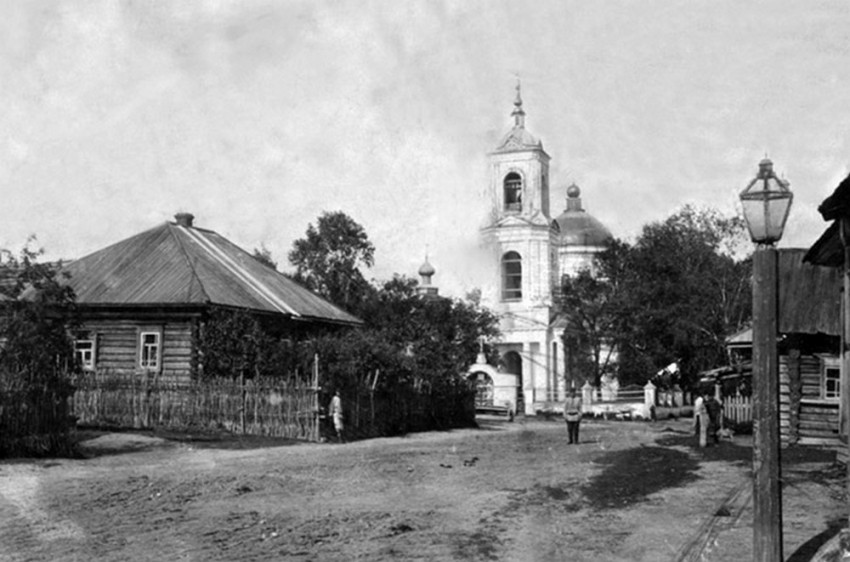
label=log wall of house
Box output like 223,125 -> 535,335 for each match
81,319 -> 195,384
779,353 -> 840,446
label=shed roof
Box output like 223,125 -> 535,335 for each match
777,249 -> 839,336
61,218 -> 361,326
726,248 -> 840,342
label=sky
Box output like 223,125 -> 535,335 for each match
3,0 -> 850,297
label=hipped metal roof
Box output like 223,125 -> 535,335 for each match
61,219 -> 361,326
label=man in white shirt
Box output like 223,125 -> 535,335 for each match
563,388 -> 583,444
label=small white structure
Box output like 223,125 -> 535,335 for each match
468,350 -> 518,418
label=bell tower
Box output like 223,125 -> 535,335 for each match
487,83 -> 552,225
480,83 -> 560,415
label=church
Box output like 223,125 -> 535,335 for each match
478,86 -> 613,415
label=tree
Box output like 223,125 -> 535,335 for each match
298,274 -> 499,408
0,240 -> 77,377
288,211 -> 375,313
559,267 -> 620,388
0,240 -> 78,457
607,206 -> 752,387
252,244 -> 277,270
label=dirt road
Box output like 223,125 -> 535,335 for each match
0,418 -> 843,561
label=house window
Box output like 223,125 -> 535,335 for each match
502,251 -> 522,301
140,331 -> 161,370
823,360 -> 840,400
504,172 -> 522,212
74,339 -> 96,371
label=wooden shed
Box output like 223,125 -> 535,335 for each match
61,213 -> 360,384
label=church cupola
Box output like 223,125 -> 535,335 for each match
511,83 -> 526,128
493,81 -> 544,154
417,256 -> 439,299
566,183 -> 583,211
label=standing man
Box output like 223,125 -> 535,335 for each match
705,393 -> 722,445
330,390 -> 345,443
694,391 -> 709,447
563,388 -> 583,444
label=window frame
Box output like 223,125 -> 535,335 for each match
138,329 -> 163,372
501,251 -> 523,301
74,337 -> 97,371
822,356 -> 840,401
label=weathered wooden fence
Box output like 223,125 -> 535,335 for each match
0,369 -> 76,457
71,370 -> 320,441
723,391 -> 752,425
71,370 -> 477,442
322,377 -> 477,440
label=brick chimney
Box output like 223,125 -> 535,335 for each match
174,212 -> 195,228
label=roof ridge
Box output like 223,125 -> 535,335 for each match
167,222 -> 210,303
179,226 -> 300,316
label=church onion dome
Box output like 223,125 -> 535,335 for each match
493,82 -> 544,153
553,184 -> 613,247
418,258 -> 435,278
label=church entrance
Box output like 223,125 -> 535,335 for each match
502,351 -> 524,414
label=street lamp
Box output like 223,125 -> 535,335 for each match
739,157 -> 792,562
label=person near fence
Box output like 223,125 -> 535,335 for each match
330,390 -> 345,443
563,388 -> 583,444
705,394 -> 722,445
693,392 -> 709,447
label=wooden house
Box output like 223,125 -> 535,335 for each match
805,172 -> 850,450
722,249 -> 841,446
61,212 -> 360,384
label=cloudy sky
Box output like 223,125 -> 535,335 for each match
3,1 -> 849,296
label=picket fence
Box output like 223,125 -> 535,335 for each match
723,392 -> 753,425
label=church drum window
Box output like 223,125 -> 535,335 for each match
503,172 -> 522,212
502,251 -> 522,301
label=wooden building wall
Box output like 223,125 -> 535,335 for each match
80,318 -> 196,384
779,353 -> 840,446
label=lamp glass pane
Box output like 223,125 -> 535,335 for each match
741,198 -> 768,242
764,194 -> 792,242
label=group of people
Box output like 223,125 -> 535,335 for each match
560,387 -> 725,448
693,391 -> 723,447
330,386 -> 723,448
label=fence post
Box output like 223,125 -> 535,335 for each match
239,371 -> 245,435
312,353 -> 319,442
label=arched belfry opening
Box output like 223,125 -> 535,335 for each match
504,172 -> 522,211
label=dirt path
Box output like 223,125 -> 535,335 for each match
0,418 -> 842,561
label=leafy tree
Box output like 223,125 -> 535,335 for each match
252,244 -> 278,270
197,307 -> 303,380
288,211 -> 375,313
0,240 -> 77,377
559,267 -> 620,388
0,240 -> 77,457
312,275 -> 500,392
605,206 -> 752,387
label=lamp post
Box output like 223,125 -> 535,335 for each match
739,157 -> 793,562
